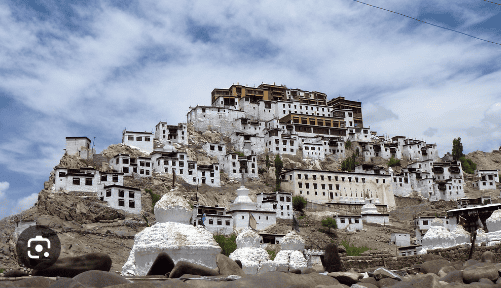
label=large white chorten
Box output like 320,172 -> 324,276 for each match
122,193 -> 221,276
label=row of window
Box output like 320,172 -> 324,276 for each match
72,176 -> 119,185
127,136 -> 151,141
296,174 -> 385,184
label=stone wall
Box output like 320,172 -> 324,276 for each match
339,244 -> 501,271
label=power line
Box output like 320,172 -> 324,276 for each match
353,0 -> 501,46
483,0 -> 501,6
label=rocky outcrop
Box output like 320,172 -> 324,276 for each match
36,189 -> 125,224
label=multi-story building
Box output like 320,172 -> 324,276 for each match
154,121 -> 188,145
220,153 -> 258,180
256,191 -> 293,219
473,170 -> 499,190
327,96 -> 363,128
122,130 -> 154,153
280,168 -> 396,210
65,137 -> 95,159
98,185 -> 142,215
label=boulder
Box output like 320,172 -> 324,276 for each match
146,252 -> 175,276
72,270 -> 131,288
169,261 -> 220,278
353,283 -> 378,288
216,254 -> 246,276
419,259 -> 450,275
46,277 -> 87,288
478,278 -> 495,285
302,268 -> 316,274
235,260 -> 243,269
7,276 -> 56,288
32,253 -> 112,278
323,243 -> 342,273
481,251 -> 495,263
376,278 -> 398,287
462,262 -> 501,283
327,272 -> 363,285
463,259 -> 480,268
439,270 -> 463,284
221,271 -> 341,288
437,266 -> 457,278
3,269 -> 29,277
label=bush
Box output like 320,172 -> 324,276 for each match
235,151 -> 245,157
341,239 -> 370,256
321,217 -> 337,233
266,249 -> 277,260
459,156 -> 477,174
345,140 -> 352,149
388,156 -> 401,167
292,195 -> 307,212
213,234 -> 237,257
341,154 -> 359,172
258,168 -> 267,175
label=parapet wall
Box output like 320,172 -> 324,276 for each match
340,245 -> 501,271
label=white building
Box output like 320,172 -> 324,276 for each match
122,130 -> 154,154
390,233 -> 411,246
220,153 -> 258,180
227,185 -> 276,231
335,215 -> 363,231
155,122 -> 188,145
54,167 -> 124,193
98,185 -> 142,214
65,137 -> 94,159
256,191 -> 293,219
473,170 -> 499,190
192,205 -> 233,235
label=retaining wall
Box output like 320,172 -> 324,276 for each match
339,244 -> 501,271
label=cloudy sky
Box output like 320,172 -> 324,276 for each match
0,0 -> 500,220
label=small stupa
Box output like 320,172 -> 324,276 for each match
122,193 -> 221,276
422,218 -> 455,250
451,225 -> 470,246
274,231 -> 307,272
229,228 -> 271,274
486,209 -> 501,232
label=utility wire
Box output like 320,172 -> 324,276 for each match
353,0 -> 501,46
483,0 -> 501,6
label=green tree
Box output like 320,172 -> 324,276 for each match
341,154 -> 358,172
265,155 -> 270,169
292,195 -> 307,212
321,217 -> 337,233
345,140 -> 352,149
274,155 -> 283,191
459,156 -> 477,174
452,137 -> 464,161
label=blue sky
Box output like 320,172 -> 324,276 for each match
1,0 -> 500,220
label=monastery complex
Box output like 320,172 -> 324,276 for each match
51,82 -> 499,241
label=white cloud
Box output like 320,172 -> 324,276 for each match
15,193 -> 38,212
0,182 -> 9,198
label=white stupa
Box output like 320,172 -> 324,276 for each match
422,218 -> 455,250
274,231 -> 307,272
360,199 -> 379,215
486,209 -> 501,232
475,228 -> 488,246
122,193 -> 221,276
229,228 -> 271,274
231,185 -> 257,210
451,225 -> 470,246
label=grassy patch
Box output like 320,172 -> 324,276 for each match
0,268 -> 3,274
266,249 -> 277,260
298,215 -> 306,220
341,239 -> 371,256
214,234 -> 237,257
146,188 -> 161,212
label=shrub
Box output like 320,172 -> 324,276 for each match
235,151 -> 245,157
321,217 -> 337,233
459,156 -> 477,174
388,156 -> 401,167
266,249 -> 277,260
341,239 -> 370,256
341,154 -> 358,172
274,155 -> 283,191
214,234 -> 237,256
266,155 -> 270,169
258,168 -> 267,175
292,195 -> 307,212
346,140 -> 352,149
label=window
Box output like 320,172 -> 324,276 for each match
305,175 -> 309,180
129,200 -> 135,208
101,174 -> 107,181
299,183 -> 302,188
145,137 -> 150,141
336,184 -> 340,190
123,167 -> 129,173
128,191 -> 135,198
242,216 -> 244,219
335,176 -> 338,181
136,136 -> 142,141
355,219 -> 359,223
73,178 -> 80,185
341,219 -> 345,223
305,183 -> 309,189
298,174 -> 302,179
84,178 -> 92,186
113,175 -> 119,182
423,220 -> 429,225
128,135 -> 134,141
210,145 -> 215,150
119,199 -> 124,206
106,189 -> 111,197
313,183 -> 317,189
119,190 -> 124,197
217,219 -> 222,225
209,219 -> 213,225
